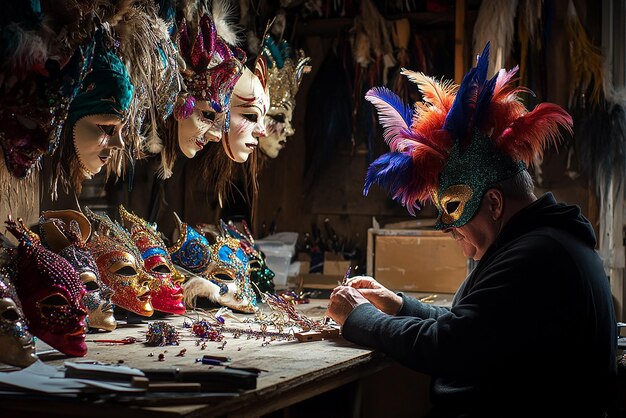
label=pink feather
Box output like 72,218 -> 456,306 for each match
494,103 -> 573,165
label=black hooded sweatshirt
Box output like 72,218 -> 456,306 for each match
343,193 -> 617,417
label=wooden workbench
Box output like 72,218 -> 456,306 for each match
1,299 -> 397,418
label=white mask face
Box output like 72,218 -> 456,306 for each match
72,114 -> 125,176
223,68 -> 268,163
177,100 -> 223,158
260,102 -> 294,158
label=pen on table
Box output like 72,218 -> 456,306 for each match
195,355 -> 231,365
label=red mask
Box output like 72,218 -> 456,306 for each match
119,206 -> 185,315
5,217 -> 87,357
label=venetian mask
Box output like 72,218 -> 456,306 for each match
175,13 -> 246,156
5,217 -> 87,357
0,112 -> 50,178
259,36 -> 311,159
84,207 -> 154,317
119,206 -> 185,315
262,103 -> 294,158
223,63 -> 269,163
0,269 -> 37,367
221,220 -> 275,296
72,114 -> 125,177
177,99 -> 224,158
64,27 -> 133,181
39,210 -> 116,332
168,212 -> 212,275
182,233 -> 257,313
0,44 -> 92,179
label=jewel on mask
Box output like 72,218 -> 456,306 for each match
173,94 -> 196,121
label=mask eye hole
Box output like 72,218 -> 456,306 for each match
1,308 -> 19,321
445,201 -> 460,215
214,273 -> 234,282
152,264 -> 172,274
98,124 -> 116,136
84,280 -> 100,292
114,266 -> 137,277
249,260 -> 262,269
270,114 -> 285,123
201,110 -> 216,122
40,294 -> 69,307
242,113 -> 258,123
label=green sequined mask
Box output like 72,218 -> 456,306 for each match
432,130 -> 524,229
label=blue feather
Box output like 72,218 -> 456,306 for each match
443,42 -> 491,141
475,73 -> 497,130
364,152 -> 414,196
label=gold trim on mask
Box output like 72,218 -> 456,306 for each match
439,184 -> 473,225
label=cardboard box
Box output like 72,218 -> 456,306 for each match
367,228 -> 468,293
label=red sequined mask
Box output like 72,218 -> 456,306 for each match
119,206 -> 185,315
5,217 -> 87,357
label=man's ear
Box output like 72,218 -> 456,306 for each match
485,189 -> 504,220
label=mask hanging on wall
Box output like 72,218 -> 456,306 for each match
222,57 -> 270,163
4,217 -> 87,357
84,207 -> 154,317
259,35 -> 311,159
39,210 -> 116,331
119,206 -> 185,315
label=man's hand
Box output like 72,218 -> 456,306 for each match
326,286 -> 370,326
345,275 -> 403,315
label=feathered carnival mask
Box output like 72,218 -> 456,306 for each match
175,13 -> 246,132
66,27 -> 134,131
364,42 -> 573,229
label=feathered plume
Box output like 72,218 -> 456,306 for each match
211,0 -> 240,46
364,41 -> 573,217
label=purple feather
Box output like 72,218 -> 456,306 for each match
365,87 -> 413,127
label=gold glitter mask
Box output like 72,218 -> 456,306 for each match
432,184 -> 473,226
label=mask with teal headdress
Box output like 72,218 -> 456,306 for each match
364,42 -> 573,229
66,27 -> 134,131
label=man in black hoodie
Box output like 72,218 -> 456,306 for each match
327,43 -> 617,417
